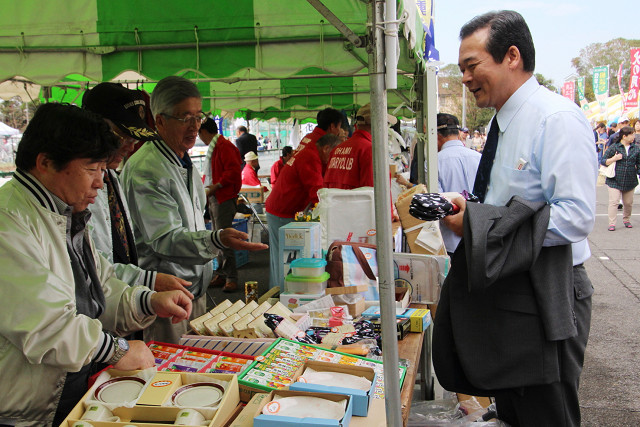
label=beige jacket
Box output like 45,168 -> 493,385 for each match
0,172 -> 155,426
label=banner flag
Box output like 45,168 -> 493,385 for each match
562,81 -> 575,102
577,77 -> 587,109
625,49 -> 640,112
593,66 -> 609,114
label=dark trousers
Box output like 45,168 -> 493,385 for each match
209,197 -> 238,282
494,265 -> 593,427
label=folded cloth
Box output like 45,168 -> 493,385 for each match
409,191 -> 479,221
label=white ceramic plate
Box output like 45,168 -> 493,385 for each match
94,376 -> 146,403
172,382 -> 225,407
262,396 -> 346,419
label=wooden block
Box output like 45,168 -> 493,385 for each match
233,313 -> 255,332
203,312 -> 227,336
219,313 -> 241,337
209,300 -> 233,316
189,311 -> 213,335
223,300 -> 246,317
251,300 -> 272,318
258,286 -> 280,304
237,300 -> 259,318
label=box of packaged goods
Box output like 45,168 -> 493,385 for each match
237,338 -> 406,403
147,341 -> 254,375
61,369 -> 240,427
289,360 -> 376,417
278,222 -> 323,288
361,307 -> 432,333
253,390 -> 354,427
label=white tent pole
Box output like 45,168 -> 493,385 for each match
368,1 -> 402,425
425,64 -> 438,191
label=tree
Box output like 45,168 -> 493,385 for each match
571,38 -> 640,101
0,96 -> 39,131
535,73 -> 557,93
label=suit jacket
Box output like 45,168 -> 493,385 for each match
433,196 -> 593,393
236,132 -> 258,164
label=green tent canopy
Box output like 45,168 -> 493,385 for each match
0,0 -> 431,119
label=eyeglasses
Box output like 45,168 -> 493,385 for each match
162,112 -> 206,126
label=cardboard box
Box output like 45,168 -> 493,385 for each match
393,252 -> 449,304
240,186 -> 264,203
253,390 -> 353,427
395,185 -> 447,256
324,284 -> 369,296
62,370 -> 240,427
279,222 -> 323,288
229,393 -> 272,427
289,361 -> 376,417
398,308 -> 432,332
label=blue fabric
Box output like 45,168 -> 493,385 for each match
482,76 -> 597,266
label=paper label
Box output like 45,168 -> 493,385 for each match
265,401 -> 281,414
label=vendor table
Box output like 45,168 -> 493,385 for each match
397,304 -> 434,425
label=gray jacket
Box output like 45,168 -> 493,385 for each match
120,140 -> 223,298
433,196 -> 593,392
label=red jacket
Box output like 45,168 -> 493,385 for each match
210,135 -> 242,203
323,129 -> 373,189
266,143 -> 324,218
270,158 -> 285,186
242,163 -> 261,186
296,126 -> 326,152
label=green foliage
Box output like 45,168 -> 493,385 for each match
0,96 -> 40,131
535,73 -> 557,92
571,38 -> 640,101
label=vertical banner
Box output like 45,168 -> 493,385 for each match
625,48 -> 640,111
562,81 -> 575,102
576,77 -> 587,108
593,66 -> 609,114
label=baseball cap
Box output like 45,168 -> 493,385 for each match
83,82 -> 158,141
619,115 -> 629,123
461,127 -> 469,133
355,104 -> 398,126
244,151 -> 259,161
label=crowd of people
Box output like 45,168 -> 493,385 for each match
0,8 -> 613,427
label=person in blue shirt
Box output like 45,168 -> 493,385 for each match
437,10 -> 596,427
435,113 -> 480,255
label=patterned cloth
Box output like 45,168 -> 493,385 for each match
104,172 -> 130,262
410,193 -> 458,221
601,141 -> 640,191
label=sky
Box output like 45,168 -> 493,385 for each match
432,1 -> 638,87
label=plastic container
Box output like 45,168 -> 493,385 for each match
284,272 -> 330,294
290,258 -> 327,277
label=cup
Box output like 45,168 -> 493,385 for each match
174,408 -> 206,425
81,403 -> 120,422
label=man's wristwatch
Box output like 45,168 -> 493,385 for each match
108,336 -> 130,365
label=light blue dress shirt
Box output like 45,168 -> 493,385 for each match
484,76 -> 597,265
436,139 -> 481,252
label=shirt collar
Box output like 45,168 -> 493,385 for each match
495,75 -> 539,133
14,169 -> 69,215
441,139 -> 464,150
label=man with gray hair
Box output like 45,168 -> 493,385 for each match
121,76 -> 267,343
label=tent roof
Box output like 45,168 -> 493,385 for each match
0,0 -> 433,119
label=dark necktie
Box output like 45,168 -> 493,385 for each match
472,117 -> 500,203
104,173 -> 131,261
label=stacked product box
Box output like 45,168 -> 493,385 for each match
147,341 -> 254,375
237,338 -> 406,403
280,258 -> 330,310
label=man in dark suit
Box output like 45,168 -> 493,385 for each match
434,10 -> 597,427
235,125 -> 258,168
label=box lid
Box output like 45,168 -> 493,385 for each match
285,272 -> 330,282
291,258 -> 327,269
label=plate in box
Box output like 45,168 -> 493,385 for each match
94,376 -> 146,403
171,382 -> 225,407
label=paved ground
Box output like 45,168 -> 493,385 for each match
208,182 -> 640,425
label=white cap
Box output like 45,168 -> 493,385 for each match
244,152 -> 258,161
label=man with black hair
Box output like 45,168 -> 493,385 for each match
295,107 -> 343,152
0,103 -> 192,425
434,10 -> 596,426
235,125 -> 258,167
435,113 -> 480,255
200,117 -> 243,293
270,145 -> 293,186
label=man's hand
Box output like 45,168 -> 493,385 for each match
154,273 -> 194,299
150,290 -> 192,324
113,340 -> 155,370
611,153 -> 623,162
219,228 -> 268,251
206,182 -> 223,197
442,196 -> 467,236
